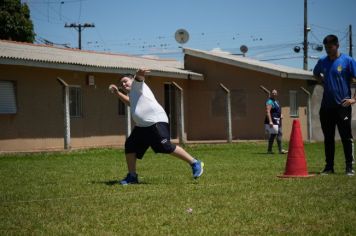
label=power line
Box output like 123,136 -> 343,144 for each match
30,13 -> 63,24
310,31 -> 321,43
47,1 -> 75,22
29,2 -> 61,23
247,42 -> 300,50
249,43 -> 299,57
339,29 -> 349,43
36,36 -> 70,47
253,51 -> 299,59
310,24 -> 349,34
28,0 -> 76,23
101,28 -> 302,47
65,23 -> 95,49
260,56 -> 303,61
26,0 -> 89,4
93,28 -> 110,51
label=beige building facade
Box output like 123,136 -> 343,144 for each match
1,41 -> 318,153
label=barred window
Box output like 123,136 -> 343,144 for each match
0,81 -> 17,114
211,89 -> 247,119
289,90 -> 299,117
69,86 -> 82,117
231,89 -> 247,118
211,89 -> 225,117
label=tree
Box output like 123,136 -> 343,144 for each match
0,0 -> 35,42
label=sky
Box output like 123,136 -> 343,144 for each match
23,0 -> 356,70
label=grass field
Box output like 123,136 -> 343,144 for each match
0,142 -> 355,235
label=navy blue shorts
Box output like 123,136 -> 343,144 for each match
125,122 -> 177,159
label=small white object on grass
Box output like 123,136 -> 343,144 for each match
187,208 -> 193,214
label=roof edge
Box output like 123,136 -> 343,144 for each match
183,48 -> 315,81
0,58 -> 204,80
0,39 -> 179,62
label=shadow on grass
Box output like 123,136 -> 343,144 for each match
90,180 -> 151,186
309,171 -> 321,175
251,152 -> 278,156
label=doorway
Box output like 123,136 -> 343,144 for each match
164,83 -> 178,138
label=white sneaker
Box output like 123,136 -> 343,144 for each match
346,168 -> 355,176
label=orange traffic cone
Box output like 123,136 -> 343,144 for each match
278,119 -> 314,178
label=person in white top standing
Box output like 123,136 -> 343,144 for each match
109,69 -> 204,185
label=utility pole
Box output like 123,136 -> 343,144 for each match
64,23 -> 95,50
303,0 -> 309,70
349,24 -> 353,58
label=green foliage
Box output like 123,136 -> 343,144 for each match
0,0 -> 35,42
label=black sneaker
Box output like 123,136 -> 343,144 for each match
346,167 -> 355,176
120,173 -> 139,185
320,168 -> 334,175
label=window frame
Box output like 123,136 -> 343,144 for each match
289,90 -> 299,117
69,85 -> 82,118
0,80 -> 18,115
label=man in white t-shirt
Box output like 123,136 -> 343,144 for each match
109,69 -> 204,185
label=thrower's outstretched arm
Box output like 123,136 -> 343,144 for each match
109,84 -> 130,106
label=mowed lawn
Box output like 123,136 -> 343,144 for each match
0,142 -> 355,235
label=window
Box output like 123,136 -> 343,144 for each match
211,89 -> 225,117
211,89 -> 247,119
164,83 -> 177,138
118,99 -> 126,116
69,86 -> 82,117
289,90 -> 299,117
231,89 -> 247,118
0,81 -> 17,114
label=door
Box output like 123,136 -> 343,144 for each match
164,83 -> 177,138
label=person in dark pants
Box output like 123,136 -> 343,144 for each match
109,69 -> 204,185
313,34 -> 356,176
264,89 -> 288,154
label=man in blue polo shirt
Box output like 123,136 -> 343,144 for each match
313,34 -> 356,176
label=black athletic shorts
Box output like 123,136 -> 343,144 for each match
125,122 -> 177,159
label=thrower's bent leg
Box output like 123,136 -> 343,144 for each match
170,146 -> 196,165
